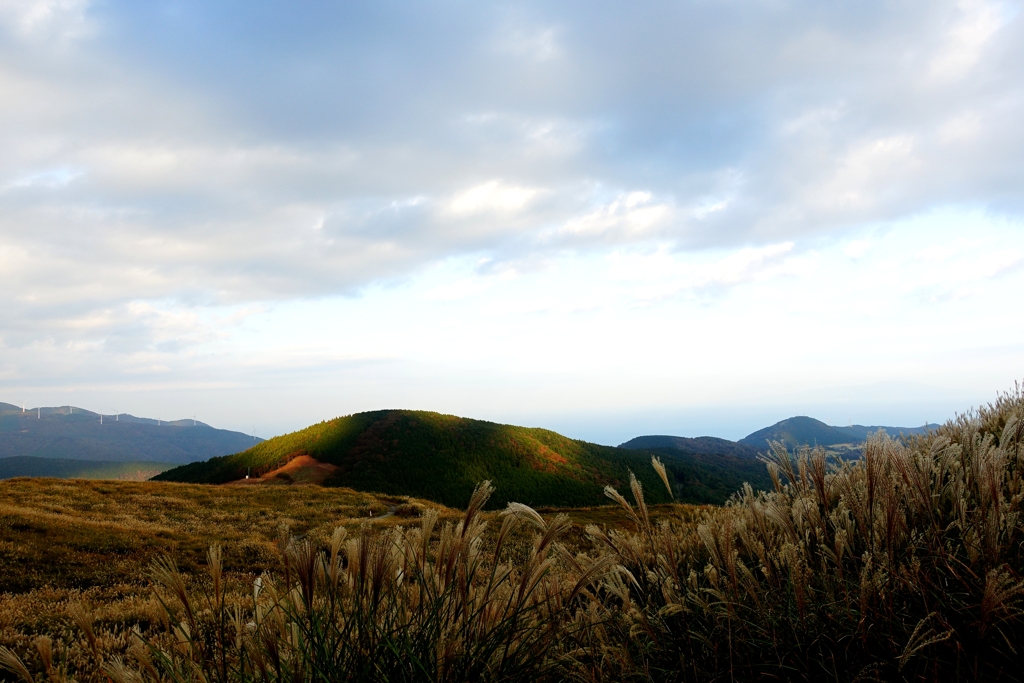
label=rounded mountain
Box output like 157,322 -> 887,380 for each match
154,410 -> 673,509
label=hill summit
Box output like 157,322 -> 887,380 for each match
738,416 -> 938,449
155,410 -> 674,509
738,416 -> 855,449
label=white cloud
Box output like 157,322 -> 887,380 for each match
938,111 -> 983,142
843,239 -> 872,259
557,191 -> 672,239
2,166 -> 83,190
0,0 -> 91,39
460,113 -> 597,158
814,135 -> 920,212
603,241 -> 800,304
421,277 -> 495,302
928,0 -> 1007,82
691,198 -> 730,220
494,22 -> 561,62
447,180 -> 539,216
780,105 -> 846,137
1,1 -> 1023,435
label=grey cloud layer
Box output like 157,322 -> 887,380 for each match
2,0 -> 1022,350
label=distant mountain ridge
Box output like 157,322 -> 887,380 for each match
619,416 -> 939,477
619,435 -> 762,459
0,402 -> 212,427
0,403 -> 261,464
738,416 -> 939,449
833,422 -> 941,441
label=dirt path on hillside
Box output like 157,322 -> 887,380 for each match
226,457 -> 400,519
226,455 -> 338,486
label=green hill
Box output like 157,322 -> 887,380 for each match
618,436 -> 772,503
0,403 -> 260,464
155,410 -> 680,509
619,435 -> 762,459
738,416 -> 939,450
834,422 -> 939,441
739,416 -> 853,448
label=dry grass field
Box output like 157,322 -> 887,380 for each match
1,387 -> 1023,682
0,477 -> 694,676
0,479 -> 462,682
0,479 -> 457,592
0,477 -> 690,590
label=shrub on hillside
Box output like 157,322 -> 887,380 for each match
393,503 -> 423,517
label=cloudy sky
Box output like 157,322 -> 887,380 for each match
1,0 -> 1022,442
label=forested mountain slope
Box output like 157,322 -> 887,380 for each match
157,410 -> 680,508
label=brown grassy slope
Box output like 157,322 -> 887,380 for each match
225,455 -> 339,486
0,477 -> 688,594
0,478 -> 453,594
0,477 -> 697,683
0,479 -> 448,675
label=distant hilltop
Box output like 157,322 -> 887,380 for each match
620,415 -> 939,460
0,402 -> 262,470
736,416 -> 939,449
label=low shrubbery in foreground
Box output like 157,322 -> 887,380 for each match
3,387 -> 1024,682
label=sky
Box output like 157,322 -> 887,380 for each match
1,0 -> 1023,444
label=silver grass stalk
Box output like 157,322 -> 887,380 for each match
651,456 -> 673,498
